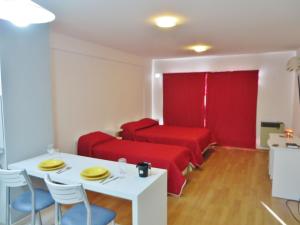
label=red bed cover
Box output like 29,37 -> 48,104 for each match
121,119 -> 214,167
78,131 -> 191,196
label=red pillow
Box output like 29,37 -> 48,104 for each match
78,131 -> 115,157
121,118 -> 158,133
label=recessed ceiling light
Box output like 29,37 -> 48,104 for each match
154,16 -> 178,28
188,45 -> 211,53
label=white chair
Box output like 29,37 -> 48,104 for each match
0,169 -> 54,225
44,174 -> 116,225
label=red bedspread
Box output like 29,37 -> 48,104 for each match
78,132 -> 191,196
121,122 -> 214,167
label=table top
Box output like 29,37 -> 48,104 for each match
9,153 -> 166,200
268,133 -> 300,150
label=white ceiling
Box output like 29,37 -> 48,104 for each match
36,0 -> 300,58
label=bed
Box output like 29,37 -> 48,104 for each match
120,118 -> 215,167
77,131 -> 191,196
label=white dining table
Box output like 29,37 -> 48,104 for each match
9,152 -> 167,225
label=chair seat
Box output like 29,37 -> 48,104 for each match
11,188 -> 54,212
62,203 -> 116,225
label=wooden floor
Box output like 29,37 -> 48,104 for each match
87,147 -> 299,225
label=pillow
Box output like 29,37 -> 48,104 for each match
78,131 -> 115,157
121,118 -> 159,133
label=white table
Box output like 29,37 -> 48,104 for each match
267,133 -> 300,200
267,133 -> 300,179
9,153 -> 167,225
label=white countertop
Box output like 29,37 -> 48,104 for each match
268,133 -> 300,149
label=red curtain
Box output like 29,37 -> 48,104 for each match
163,73 -> 206,127
206,71 -> 259,148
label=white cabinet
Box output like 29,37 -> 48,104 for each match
268,133 -> 300,200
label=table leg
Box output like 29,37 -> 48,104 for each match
132,172 -> 167,225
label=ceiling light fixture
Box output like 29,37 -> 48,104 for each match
0,0 -> 55,27
187,45 -> 211,53
154,16 -> 178,28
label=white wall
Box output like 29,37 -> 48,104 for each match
292,49 -> 300,136
51,33 -> 151,153
0,21 -> 53,224
0,22 -> 53,164
152,51 -> 296,148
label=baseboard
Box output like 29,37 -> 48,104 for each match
258,147 -> 269,150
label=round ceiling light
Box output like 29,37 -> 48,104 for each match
154,16 -> 178,28
188,45 -> 211,53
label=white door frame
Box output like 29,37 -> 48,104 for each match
0,66 -> 7,224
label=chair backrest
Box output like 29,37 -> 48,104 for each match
44,174 -> 88,205
0,169 -> 30,188
45,174 -> 93,225
0,169 -> 36,225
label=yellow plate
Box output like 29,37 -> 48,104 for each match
80,167 -> 108,178
38,159 -> 65,168
38,163 -> 65,171
81,172 -> 110,181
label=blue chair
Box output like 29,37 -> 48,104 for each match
44,174 -> 116,225
0,169 -> 54,225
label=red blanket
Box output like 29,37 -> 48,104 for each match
121,120 -> 214,167
78,131 -> 190,196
